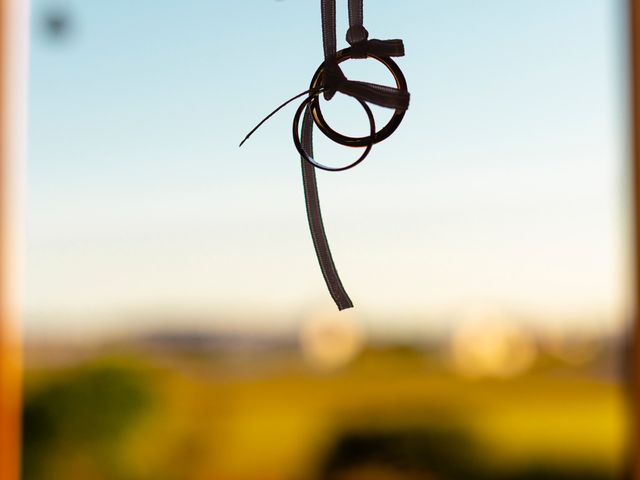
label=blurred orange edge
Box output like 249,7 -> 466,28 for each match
0,1 -> 29,480
631,0 -> 640,478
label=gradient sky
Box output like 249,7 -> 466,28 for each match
25,0 -> 630,336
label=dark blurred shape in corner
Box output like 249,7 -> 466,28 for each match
40,4 -> 73,42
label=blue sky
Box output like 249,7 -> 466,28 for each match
25,0 -> 630,336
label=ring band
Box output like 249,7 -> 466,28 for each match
293,93 -> 376,172
308,47 -> 408,148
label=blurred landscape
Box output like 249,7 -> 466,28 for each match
22,314 -> 631,480
24,1 -> 632,479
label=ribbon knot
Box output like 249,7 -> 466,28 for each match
321,58 -> 348,101
349,38 -> 405,59
320,39 -> 410,111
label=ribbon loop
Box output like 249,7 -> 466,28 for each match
320,57 -> 410,111
320,36 -> 409,109
339,80 -> 410,110
350,38 -> 405,59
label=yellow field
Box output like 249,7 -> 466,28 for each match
22,346 -> 629,480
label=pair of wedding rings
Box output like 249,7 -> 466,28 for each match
293,47 -> 408,171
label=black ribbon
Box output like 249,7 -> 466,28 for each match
302,0 -> 409,310
241,0 -> 409,310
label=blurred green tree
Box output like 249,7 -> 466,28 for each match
22,363 -> 151,480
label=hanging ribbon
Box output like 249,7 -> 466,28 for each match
241,0 -> 410,310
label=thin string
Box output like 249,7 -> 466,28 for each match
239,88 -> 322,147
